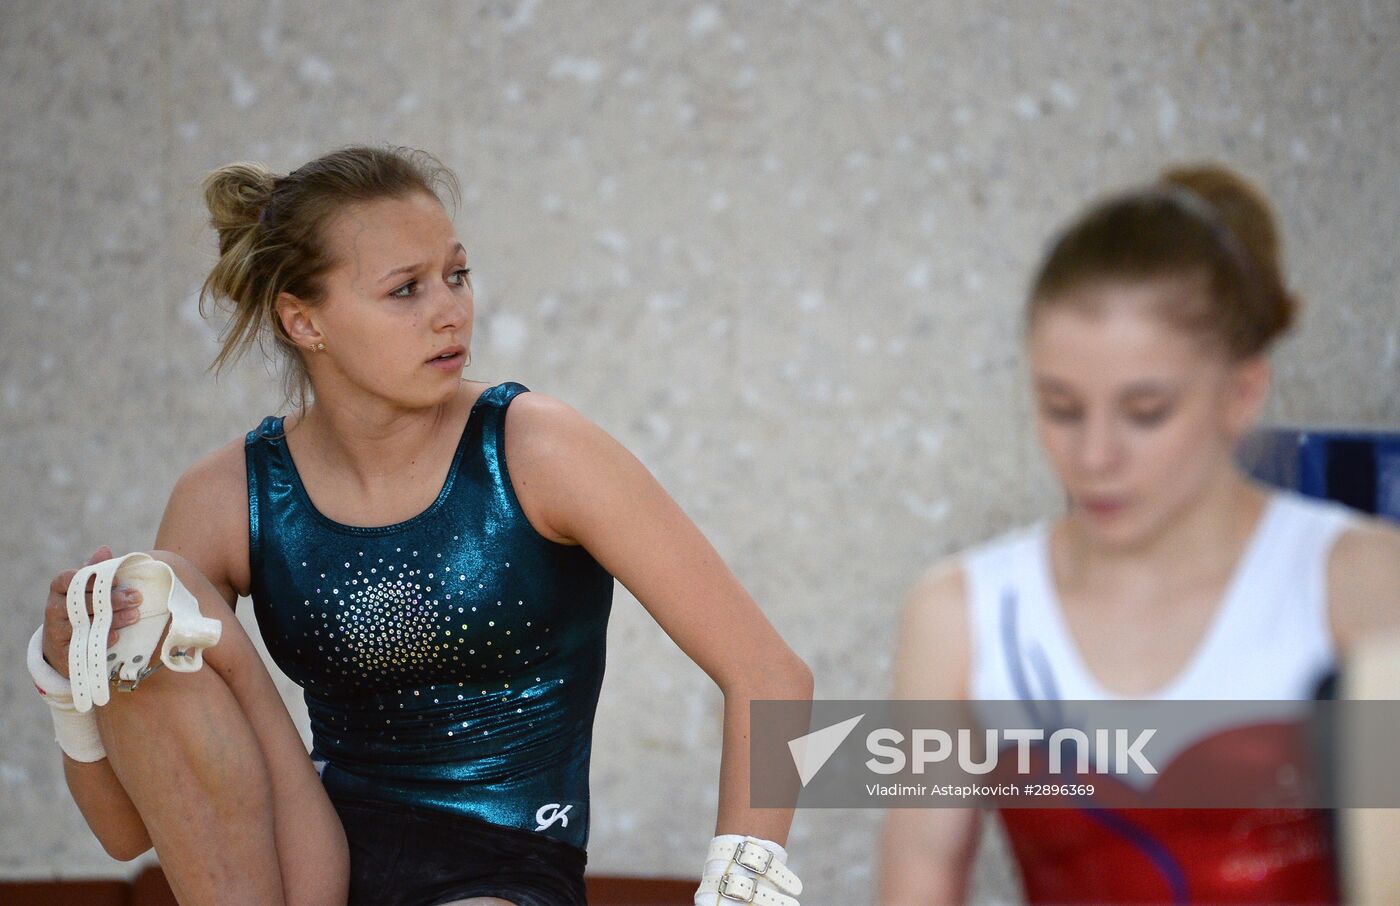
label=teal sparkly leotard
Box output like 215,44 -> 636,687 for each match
245,382 -> 614,850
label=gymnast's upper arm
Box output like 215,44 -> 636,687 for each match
501,391 -> 805,692
153,438 -> 250,607
878,560 -> 982,905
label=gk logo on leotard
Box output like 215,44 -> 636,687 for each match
535,803 -> 572,831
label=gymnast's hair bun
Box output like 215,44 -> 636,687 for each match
1159,163 -> 1298,350
202,162 -> 278,249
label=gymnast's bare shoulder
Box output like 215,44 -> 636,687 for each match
1328,516 -> 1400,653
896,559 -> 972,702
154,436 -> 250,605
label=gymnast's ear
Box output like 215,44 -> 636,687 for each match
1222,354 -> 1272,441
276,291 -> 325,353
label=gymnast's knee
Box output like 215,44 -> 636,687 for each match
140,550 -> 253,673
144,550 -> 231,614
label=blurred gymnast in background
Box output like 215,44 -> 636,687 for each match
31,146 -> 811,906
878,164 -> 1400,904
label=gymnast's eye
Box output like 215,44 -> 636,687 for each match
390,280 -> 417,299
1125,405 -> 1172,428
448,267 -> 472,287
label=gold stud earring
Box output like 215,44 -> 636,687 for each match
314,342 -> 326,352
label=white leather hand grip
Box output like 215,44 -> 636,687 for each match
65,553 -> 222,711
694,835 -> 802,905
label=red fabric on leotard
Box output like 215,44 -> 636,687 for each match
1000,807 -> 1334,904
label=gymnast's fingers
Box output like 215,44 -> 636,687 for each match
42,581 -> 74,677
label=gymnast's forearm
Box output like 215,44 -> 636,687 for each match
62,754 -> 152,861
714,653 -> 813,842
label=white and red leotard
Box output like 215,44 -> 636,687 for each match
963,491 -> 1354,904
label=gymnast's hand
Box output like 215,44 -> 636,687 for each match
42,545 -> 143,676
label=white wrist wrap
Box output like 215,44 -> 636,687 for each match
694,835 -> 802,906
65,553 -> 222,712
27,627 -> 105,762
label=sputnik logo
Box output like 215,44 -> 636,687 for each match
788,714 -> 865,786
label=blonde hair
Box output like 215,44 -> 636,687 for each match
199,146 -> 459,408
1028,163 -> 1296,359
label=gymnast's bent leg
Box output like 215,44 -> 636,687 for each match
82,551 -> 347,905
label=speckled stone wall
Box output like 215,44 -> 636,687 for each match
2,1 -> 1397,900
